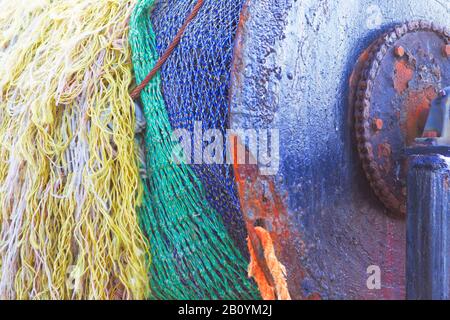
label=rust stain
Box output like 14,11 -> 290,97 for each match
377,143 -> 392,158
349,40 -> 379,126
230,135 -> 318,300
228,0 -> 250,111
423,130 -> 439,138
402,87 -> 437,145
306,292 -> 322,300
382,219 -> 396,299
377,142 -> 392,173
231,135 -> 291,245
393,60 -> 414,94
372,118 -> 384,131
394,46 -> 405,58
358,47 -> 371,65
349,47 -> 371,92
443,44 -> 450,58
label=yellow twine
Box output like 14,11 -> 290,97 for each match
0,0 -> 150,299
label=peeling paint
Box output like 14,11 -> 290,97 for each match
230,0 -> 448,299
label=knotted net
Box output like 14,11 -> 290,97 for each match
151,0 -> 248,253
130,0 -> 259,299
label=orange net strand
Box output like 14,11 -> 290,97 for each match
247,226 -> 291,300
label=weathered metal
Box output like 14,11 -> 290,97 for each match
230,0 -> 449,299
394,46 -> 405,58
354,21 -> 450,218
406,91 -> 450,300
406,153 -> 450,300
443,45 -> 450,58
231,136 -> 312,299
419,87 -> 450,145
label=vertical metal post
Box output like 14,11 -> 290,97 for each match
407,154 -> 450,300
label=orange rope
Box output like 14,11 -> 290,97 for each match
247,227 -> 292,300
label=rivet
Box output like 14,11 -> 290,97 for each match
394,46 -> 405,58
442,44 -> 450,58
372,118 -> 383,131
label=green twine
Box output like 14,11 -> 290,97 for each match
129,0 -> 260,300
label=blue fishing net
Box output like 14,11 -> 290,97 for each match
151,0 -> 248,254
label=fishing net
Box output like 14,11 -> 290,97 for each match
152,0 -> 248,254
0,0 -> 150,299
130,0 -> 259,299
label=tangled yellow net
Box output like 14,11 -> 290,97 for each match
0,0 -> 150,299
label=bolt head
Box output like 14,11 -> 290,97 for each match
394,46 -> 405,58
443,44 -> 450,58
372,118 -> 383,131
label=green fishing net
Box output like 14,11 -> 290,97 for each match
151,0 -> 249,255
129,0 -> 260,300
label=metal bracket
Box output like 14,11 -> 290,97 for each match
417,87 -> 450,146
407,88 -> 450,300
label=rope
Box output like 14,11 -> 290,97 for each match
247,227 -> 291,300
130,0 -> 205,100
0,0 -> 150,300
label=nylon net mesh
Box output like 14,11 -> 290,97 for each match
130,0 -> 259,300
152,0 -> 248,252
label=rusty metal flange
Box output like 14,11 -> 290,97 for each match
353,20 -> 450,217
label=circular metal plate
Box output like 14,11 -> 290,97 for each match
354,21 -> 450,217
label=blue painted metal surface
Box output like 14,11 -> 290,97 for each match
229,0 -> 449,299
407,154 -> 450,300
421,87 -> 450,145
148,0 -> 449,299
